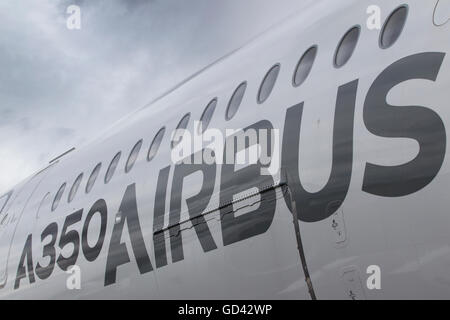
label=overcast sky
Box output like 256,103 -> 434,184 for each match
0,0 -> 305,194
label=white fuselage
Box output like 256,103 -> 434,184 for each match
0,0 -> 449,299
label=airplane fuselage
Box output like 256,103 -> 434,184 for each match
0,0 -> 449,299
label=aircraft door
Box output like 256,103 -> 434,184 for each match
0,165 -> 54,287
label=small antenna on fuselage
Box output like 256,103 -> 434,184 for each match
49,147 -> 75,164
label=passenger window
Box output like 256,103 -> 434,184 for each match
86,163 -> 101,194
258,64 -> 280,104
52,183 -> 66,211
68,173 -> 83,203
380,5 -> 408,49
334,26 -> 360,68
226,82 -> 246,121
105,152 -> 121,184
36,193 -> 51,219
293,46 -> 317,87
171,113 -> 190,148
148,127 -> 165,162
125,140 -> 143,173
198,98 -> 217,134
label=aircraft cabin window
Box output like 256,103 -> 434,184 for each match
198,98 -> 217,134
226,81 -> 247,121
171,113 -> 190,148
148,127 -> 165,162
293,46 -> 317,87
36,192 -> 51,219
258,64 -> 280,104
334,25 -> 360,68
125,140 -> 143,173
105,152 -> 121,184
380,5 -> 408,49
52,183 -> 66,212
68,173 -> 83,203
86,163 -> 101,194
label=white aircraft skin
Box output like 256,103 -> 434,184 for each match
0,0 -> 449,299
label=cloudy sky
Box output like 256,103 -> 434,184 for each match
0,0 -> 304,194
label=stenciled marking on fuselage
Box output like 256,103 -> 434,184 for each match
13,52 -> 447,290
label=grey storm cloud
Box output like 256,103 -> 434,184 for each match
0,0 -> 306,194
